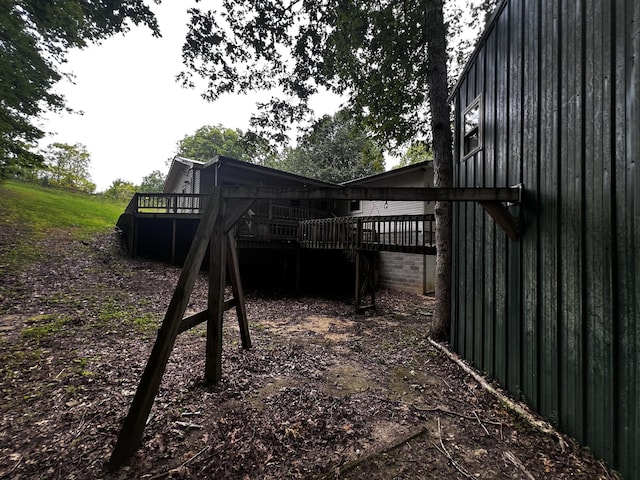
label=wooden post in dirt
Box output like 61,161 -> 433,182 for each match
206,203 -> 227,384
354,251 -> 362,311
108,188 -> 222,471
227,232 -> 251,349
354,251 -> 376,313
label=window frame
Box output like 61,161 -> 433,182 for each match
461,95 -> 483,160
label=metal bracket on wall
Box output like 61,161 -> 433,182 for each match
478,184 -> 523,241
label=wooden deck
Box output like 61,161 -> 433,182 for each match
299,215 -> 436,254
121,193 -> 437,255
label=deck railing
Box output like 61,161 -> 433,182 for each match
125,193 -> 436,252
132,193 -> 208,214
299,214 -> 436,251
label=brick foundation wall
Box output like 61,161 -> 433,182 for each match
378,252 -> 435,295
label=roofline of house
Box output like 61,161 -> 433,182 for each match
448,0 -> 508,103
342,160 -> 433,186
208,155 -> 338,187
162,156 -> 206,193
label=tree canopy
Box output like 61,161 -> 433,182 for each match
41,142 -> 95,193
175,125 -> 247,163
394,141 -> 434,169
179,0 -> 456,338
0,0 -> 159,178
175,124 -> 277,166
278,110 -> 384,183
180,1 -> 433,148
103,178 -> 137,201
140,170 -> 166,192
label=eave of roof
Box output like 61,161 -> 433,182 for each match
342,160 -> 433,186
448,0 -> 508,102
209,155 -> 339,187
162,156 -> 205,193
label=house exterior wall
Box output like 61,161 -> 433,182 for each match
378,251 -> 435,294
163,158 -> 204,194
342,164 -> 436,295
450,1 -> 639,477
337,165 -> 434,217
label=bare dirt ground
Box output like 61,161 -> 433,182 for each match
0,229 -> 617,479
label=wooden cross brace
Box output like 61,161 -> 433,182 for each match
108,190 -> 253,470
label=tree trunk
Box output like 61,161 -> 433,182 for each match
425,0 -> 453,341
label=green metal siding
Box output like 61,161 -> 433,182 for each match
451,0 -> 639,477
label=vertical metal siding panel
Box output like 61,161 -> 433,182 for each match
493,3 -> 510,386
452,94 -> 462,350
614,0 -> 639,476
538,0 -> 560,422
521,0 -> 541,411
557,0 -> 585,443
633,4 -> 640,472
584,0 -> 616,462
506,0 -> 524,396
483,30 -> 498,377
464,63 -> 477,362
624,1 -> 640,475
473,48 -> 487,369
458,81 -> 470,355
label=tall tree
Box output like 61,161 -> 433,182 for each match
140,169 -> 166,192
0,0 -> 159,178
279,110 -> 384,183
103,178 -> 137,201
180,0 -> 454,338
394,141 -> 434,169
175,125 -> 247,163
176,124 -> 278,166
42,142 -> 95,193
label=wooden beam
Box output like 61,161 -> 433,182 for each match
220,186 -> 521,203
177,301 -> 237,335
108,188 -> 222,471
227,232 -> 251,349
224,199 -> 255,233
479,201 -> 519,241
206,202 -> 227,384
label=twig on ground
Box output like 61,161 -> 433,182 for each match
371,394 -> 501,426
428,337 -> 567,452
433,417 -> 474,479
314,426 -> 429,479
148,446 -> 209,480
2,455 -> 22,479
473,410 -> 490,436
503,451 -> 536,480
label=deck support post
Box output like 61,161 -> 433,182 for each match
355,251 -> 377,312
171,218 -> 177,265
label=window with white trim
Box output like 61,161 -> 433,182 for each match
462,96 -> 482,159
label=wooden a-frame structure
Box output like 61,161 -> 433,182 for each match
107,184 -> 521,470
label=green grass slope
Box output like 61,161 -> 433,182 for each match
0,180 -> 128,275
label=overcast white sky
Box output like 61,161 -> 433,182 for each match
40,2 -> 345,192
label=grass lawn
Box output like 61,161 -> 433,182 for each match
0,179 -> 128,275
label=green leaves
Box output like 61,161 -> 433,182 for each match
175,124 -> 277,166
176,124 -> 248,162
278,110 -> 384,183
0,0 -> 159,178
42,142 -> 96,194
180,0 -> 440,149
